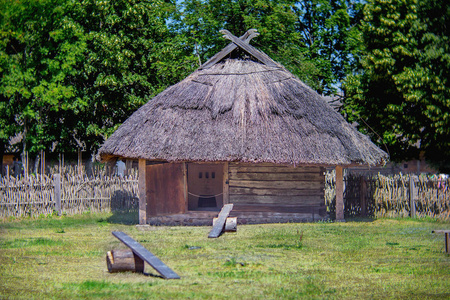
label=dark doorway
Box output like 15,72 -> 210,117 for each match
198,196 -> 216,208
187,163 -> 224,211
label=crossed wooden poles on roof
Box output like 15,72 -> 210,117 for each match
200,29 -> 278,69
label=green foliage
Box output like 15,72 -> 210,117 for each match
0,0 -> 80,153
1,0 -> 364,159
176,0 -> 319,89
6,0 -> 446,171
343,0 -> 450,172
294,0 -> 365,94
0,0 -> 197,156
62,0 -> 197,152
176,0 -> 364,94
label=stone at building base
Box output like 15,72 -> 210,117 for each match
146,211 -> 329,226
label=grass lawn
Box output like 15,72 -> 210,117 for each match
0,213 -> 449,299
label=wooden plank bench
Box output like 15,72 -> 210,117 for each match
111,231 -> 180,279
208,204 -> 233,238
432,230 -> 450,254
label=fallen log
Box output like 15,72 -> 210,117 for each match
106,249 -> 144,273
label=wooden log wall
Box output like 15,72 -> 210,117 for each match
228,163 -> 325,214
0,171 -> 139,219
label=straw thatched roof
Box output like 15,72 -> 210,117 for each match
99,30 -> 387,166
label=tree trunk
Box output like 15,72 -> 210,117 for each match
106,249 -> 144,273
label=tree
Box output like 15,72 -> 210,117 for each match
176,0 -> 364,95
59,0 -> 197,163
343,0 -> 450,172
0,0 -> 371,174
294,0 -> 364,94
0,0 -> 82,170
176,0 -> 320,89
1,0 -> 197,172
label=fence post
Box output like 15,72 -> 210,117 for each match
360,176 -> 367,217
335,166 -> 344,221
54,174 -> 62,216
409,175 -> 416,218
138,159 -> 147,225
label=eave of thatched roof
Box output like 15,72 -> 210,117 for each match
99,30 -> 387,166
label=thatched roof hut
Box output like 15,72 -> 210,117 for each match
99,29 -> 387,224
100,36 -> 385,166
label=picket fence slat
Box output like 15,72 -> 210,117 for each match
0,171 -> 138,218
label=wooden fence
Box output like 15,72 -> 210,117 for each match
0,172 -> 138,218
2,168 -> 449,220
326,171 -> 450,220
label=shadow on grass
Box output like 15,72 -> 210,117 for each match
105,214 -> 378,226
107,191 -> 139,225
342,217 -> 376,223
143,272 -> 164,279
107,211 -> 139,225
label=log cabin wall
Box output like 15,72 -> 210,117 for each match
228,163 -> 326,216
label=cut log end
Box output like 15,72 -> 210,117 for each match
213,217 -> 237,232
106,249 -> 144,273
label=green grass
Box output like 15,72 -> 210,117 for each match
0,213 -> 449,299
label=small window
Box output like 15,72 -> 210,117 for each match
205,172 -> 209,179
199,172 -> 202,179
212,172 -> 215,179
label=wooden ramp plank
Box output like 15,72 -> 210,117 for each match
112,231 -> 180,279
208,204 -> 234,238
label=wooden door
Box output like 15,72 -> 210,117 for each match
146,163 -> 186,217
